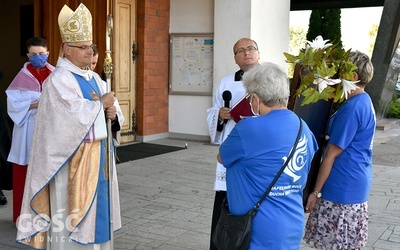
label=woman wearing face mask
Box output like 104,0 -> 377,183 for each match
5,37 -> 54,222
217,62 -> 318,249
303,51 -> 375,250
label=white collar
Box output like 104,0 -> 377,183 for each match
57,57 -> 93,80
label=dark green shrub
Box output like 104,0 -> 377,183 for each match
306,9 -> 342,47
387,101 -> 400,118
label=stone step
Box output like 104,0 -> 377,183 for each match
376,118 -> 400,131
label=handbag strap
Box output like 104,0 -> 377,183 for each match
252,115 -> 303,212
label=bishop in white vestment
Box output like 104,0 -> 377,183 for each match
16,4 -> 124,249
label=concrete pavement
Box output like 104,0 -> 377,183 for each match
1,119 -> 400,249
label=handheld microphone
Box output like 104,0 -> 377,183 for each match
222,90 -> 232,124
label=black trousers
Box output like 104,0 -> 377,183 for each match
210,190 -> 226,250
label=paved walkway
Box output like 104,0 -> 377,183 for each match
1,119 -> 400,249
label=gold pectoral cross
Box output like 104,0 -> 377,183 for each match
90,90 -> 100,101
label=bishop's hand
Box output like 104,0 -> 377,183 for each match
101,91 -> 115,109
106,105 -> 117,121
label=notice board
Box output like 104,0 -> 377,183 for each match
169,34 -> 214,95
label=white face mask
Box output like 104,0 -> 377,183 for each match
249,95 -> 260,116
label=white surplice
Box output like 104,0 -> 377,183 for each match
206,73 -> 247,191
6,62 -> 54,165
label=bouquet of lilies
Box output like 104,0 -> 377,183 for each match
284,35 -> 359,106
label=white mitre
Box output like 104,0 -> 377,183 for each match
58,3 -> 92,43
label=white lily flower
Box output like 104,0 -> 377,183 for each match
306,35 -> 333,51
341,79 -> 360,99
313,76 -> 341,92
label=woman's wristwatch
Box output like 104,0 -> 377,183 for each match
313,190 -> 322,198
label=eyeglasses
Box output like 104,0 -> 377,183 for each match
67,44 -> 97,51
234,46 -> 258,55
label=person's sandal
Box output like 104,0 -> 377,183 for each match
0,190 -> 7,205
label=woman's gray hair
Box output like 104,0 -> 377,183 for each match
349,50 -> 374,86
242,62 -> 290,107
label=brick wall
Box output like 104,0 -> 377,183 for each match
136,0 -> 170,136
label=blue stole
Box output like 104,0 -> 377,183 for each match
73,73 -> 111,243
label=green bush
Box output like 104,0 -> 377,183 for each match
306,9 -> 342,47
387,101 -> 400,118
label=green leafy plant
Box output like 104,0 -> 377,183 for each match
387,101 -> 400,118
284,36 -> 359,106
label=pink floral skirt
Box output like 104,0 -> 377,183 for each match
303,199 -> 368,250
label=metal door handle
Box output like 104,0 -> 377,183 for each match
132,42 -> 137,63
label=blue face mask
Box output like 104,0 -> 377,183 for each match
29,54 -> 48,68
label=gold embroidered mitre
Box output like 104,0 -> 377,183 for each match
58,3 -> 92,43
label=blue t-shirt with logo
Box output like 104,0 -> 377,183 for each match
322,92 -> 375,204
220,109 -> 318,250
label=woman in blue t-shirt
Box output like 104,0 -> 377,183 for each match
304,50 -> 375,249
218,62 -> 318,250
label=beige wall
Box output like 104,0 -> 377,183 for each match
168,0 -> 290,140
168,0 -> 214,140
